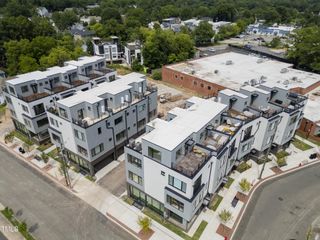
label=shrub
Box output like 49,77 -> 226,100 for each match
41,153 -> 49,163
4,133 -> 14,143
236,161 -> 251,173
218,209 -> 232,224
152,70 -> 162,80
137,216 -> 152,233
276,157 -> 287,167
239,178 -> 251,193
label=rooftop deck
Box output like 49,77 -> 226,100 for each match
203,131 -> 229,152
20,92 -> 50,102
174,145 -> 210,178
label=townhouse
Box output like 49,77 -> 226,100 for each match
92,37 -> 122,62
47,72 -> 158,175
124,83 -> 306,230
3,56 -> 116,143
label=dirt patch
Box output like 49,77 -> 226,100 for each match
236,192 -> 248,203
216,223 -> 232,239
270,166 -> 283,174
138,229 -> 154,240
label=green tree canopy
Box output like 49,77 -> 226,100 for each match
193,21 -> 215,46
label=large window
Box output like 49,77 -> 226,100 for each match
290,115 -> 298,125
37,118 -> 48,128
116,130 -> 126,142
21,85 -> 29,93
33,103 -> 45,115
148,147 -> 161,161
128,154 -> 142,168
77,145 -> 88,157
114,116 -> 123,125
128,171 -> 143,185
167,195 -> 184,212
91,143 -> 104,157
74,129 -> 85,141
5,96 -> 12,104
138,118 -> 146,128
59,108 -> 68,119
168,175 -> 186,193
139,104 -> 146,112
9,86 -> 15,94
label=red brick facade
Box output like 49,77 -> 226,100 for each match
162,66 -> 226,97
298,118 -> 320,142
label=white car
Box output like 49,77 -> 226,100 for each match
208,48 -> 216,52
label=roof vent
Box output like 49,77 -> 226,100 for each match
243,81 -> 249,86
291,76 -> 298,81
191,70 -> 196,75
257,58 -> 264,63
226,60 -> 233,65
283,80 -> 289,85
214,69 -> 219,74
250,79 -> 257,86
280,68 -> 288,73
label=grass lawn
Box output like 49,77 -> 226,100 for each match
47,148 -> 62,162
37,142 -> 53,152
296,132 -> 320,146
109,64 -> 132,75
275,150 -> 289,159
292,138 -> 313,151
12,131 -> 33,146
143,208 -> 208,240
224,177 -> 234,189
236,161 -> 251,173
209,195 -> 223,211
0,103 -> 6,115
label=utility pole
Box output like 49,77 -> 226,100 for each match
259,117 -> 282,179
59,142 -> 72,188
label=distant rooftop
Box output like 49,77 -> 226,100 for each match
142,97 -> 227,151
167,52 -> 320,91
58,72 -> 146,108
304,86 -> 320,122
65,56 -> 105,67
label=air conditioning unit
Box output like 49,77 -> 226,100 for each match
280,68 -> 288,73
226,60 -> 233,65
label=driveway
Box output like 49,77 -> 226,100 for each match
233,163 -> 320,240
0,146 -> 132,240
97,161 -> 127,197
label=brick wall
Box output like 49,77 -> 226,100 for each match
298,118 -> 320,141
162,66 -> 226,97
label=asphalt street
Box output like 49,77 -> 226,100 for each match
233,163 -> 320,240
0,146 -> 133,240
0,231 -> 7,240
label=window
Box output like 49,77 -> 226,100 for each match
208,86 -> 211,90
148,147 -> 161,161
37,118 -> 48,128
128,171 -> 143,185
268,122 -> 276,131
59,108 -> 68,118
74,129 -> 85,141
194,81 -> 197,86
128,154 -> 142,168
167,195 -> 184,211
243,126 -> 252,141
51,133 -> 61,143
114,116 -> 123,125
10,109 -> 16,117
290,115 -> 298,125
267,136 -> 272,144
77,145 -> 88,156
139,104 -> 146,112
33,103 -> 45,115
91,143 -> 104,157
23,118 -> 31,127
200,83 -> 204,88
287,129 -> 294,137
116,130 -> 126,141
5,96 -> 12,104
242,143 -> 249,152
21,85 -> 29,93
168,175 -> 186,193
161,171 -> 165,176
138,118 -> 146,128
22,105 -> 29,113
98,127 -> 101,134
9,86 -> 15,94
109,138 -> 112,142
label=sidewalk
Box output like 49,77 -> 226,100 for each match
0,203 -> 24,240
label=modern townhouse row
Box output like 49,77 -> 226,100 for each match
3,56 -> 117,144
124,82 -> 306,230
46,72 -> 158,175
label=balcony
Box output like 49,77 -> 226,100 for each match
97,67 -> 115,74
173,145 -> 210,178
18,92 -> 50,102
72,111 -> 110,128
227,109 -> 257,122
202,131 -> 229,153
127,138 -> 142,153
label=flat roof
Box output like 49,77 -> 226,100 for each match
167,52 -> 320,91
142,97 -> 227,151
58,72 -> 146,108
6,56 -> 104,85
304,87 -> 320,122
220,89 -> 248,98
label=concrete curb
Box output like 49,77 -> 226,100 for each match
0,141 -> 139,240
230,159 -> 320,240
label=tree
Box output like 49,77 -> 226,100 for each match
288,26 -> 320,72
52,10 -> 78,31
268,37 -> 282,48
193,21 -> 215,46
4,0 -> 33,17
238,178 -> 251,193
40,47 -> 72,68
137,216 -> 152,233
19,55 -> 39,73
86,39 -> 94,55
131,60 -> 143,72
219,209 -> 232,224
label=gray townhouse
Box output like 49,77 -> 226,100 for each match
47,72 -> 158,175
2,56 -> 116,144
124,83 -> 306,230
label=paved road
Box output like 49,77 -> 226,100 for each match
234,163 -> 320,240
0,232 -> 7,240
0,146 -> 133,240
